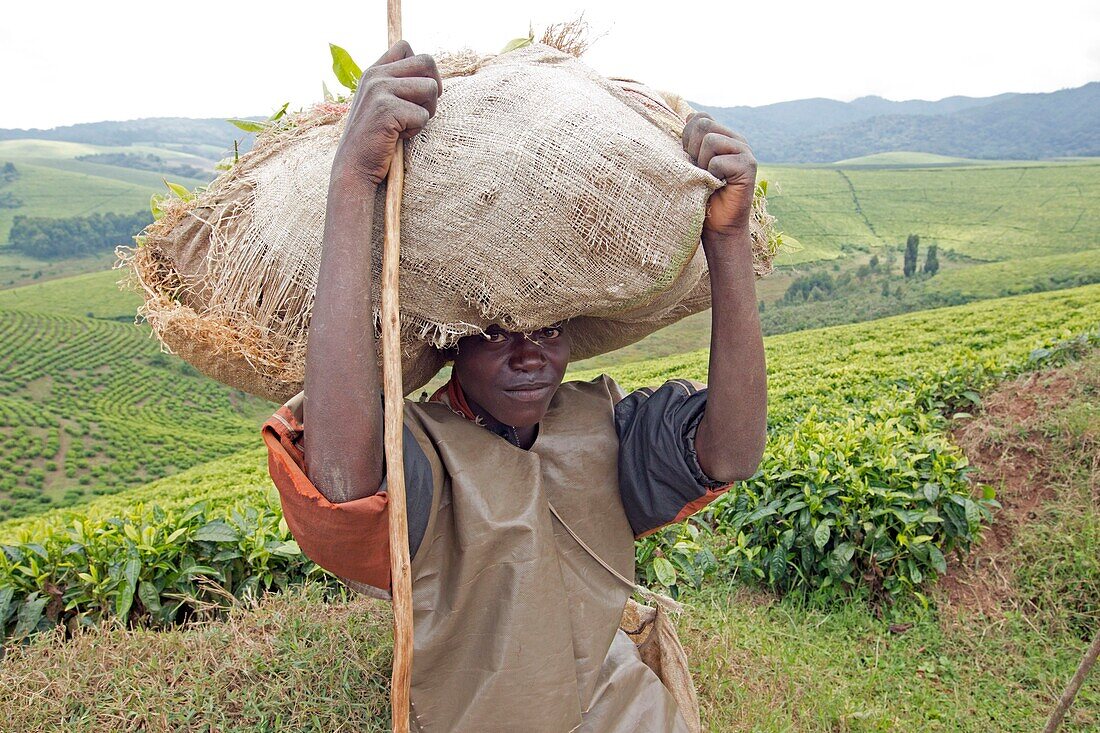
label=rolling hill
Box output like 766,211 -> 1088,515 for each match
699,82 -> 1100,163
0,293 -> 273,520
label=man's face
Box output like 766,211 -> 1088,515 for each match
451,323 -> 570,428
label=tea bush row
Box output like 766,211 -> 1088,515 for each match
0,495 -> 336,641
0,307 -> 272,519
615,287 -> 1100,601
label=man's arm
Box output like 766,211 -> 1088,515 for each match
682,113 -> 768,483
304,41 -> 441,503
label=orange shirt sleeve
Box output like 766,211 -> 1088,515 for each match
262,404 -> 393,592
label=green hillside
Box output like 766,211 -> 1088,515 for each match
0,139 -> 213,287
760,159 -> 1100,264
0,268 -> 141,320
0,161 -> 152,243
0,307 -> 273,520
6,284 -> 1097,539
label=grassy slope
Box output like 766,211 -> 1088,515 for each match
3,352 -> 1096,731
0,139 -> 212,287
760,158 -> 1100,265
924,249 -> 1100,299
0,268 -> 141,320
0,161 -> 153,243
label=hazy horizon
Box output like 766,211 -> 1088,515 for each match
2,0 -> 1098,129
2,81 -> 1096,132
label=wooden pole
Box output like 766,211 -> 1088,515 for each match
383,1 -> 413,731
1043,628 -> 1100,733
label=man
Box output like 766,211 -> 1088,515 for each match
263,40 -> 766,732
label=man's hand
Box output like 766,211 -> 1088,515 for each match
682,112 -> 757,242
334,40 -> 442,187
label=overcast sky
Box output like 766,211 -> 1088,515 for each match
2,0 -> 1098,129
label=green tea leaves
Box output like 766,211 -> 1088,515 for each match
329,43 -> 362,92
227,118 -> 268,133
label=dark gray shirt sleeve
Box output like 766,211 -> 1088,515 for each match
613,378 -> 728,537
377,422 -> 435,559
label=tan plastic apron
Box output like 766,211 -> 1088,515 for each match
400,377 -> 691,732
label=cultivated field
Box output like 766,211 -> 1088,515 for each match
0,139 -> 213,287
2,286 -> 1097,730
760,158 -> 1100,264
0,306 -> 272,520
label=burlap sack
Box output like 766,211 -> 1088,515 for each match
622,597 -> 702,733
118,42 -> 778,403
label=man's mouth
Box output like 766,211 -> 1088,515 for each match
502,383 -> 554,402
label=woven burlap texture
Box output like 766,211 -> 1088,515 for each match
120,43 -> 775,402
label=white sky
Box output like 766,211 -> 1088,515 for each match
2,0 -> 1098,129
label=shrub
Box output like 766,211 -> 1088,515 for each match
0,498 -> 332,642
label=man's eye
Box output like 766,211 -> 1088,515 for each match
483,331 -> 508,343
539,327 -> 562,340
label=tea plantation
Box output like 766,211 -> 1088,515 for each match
2,285 -> 1096,642
759,158 -> 1100,264
0,306 -> 272,520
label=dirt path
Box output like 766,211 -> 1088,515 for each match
940,356 -> 1097,617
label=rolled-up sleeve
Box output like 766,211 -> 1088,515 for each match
261,394 -> 434,593
614,378 -> 732,538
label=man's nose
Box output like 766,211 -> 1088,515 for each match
509,336 -> 547,371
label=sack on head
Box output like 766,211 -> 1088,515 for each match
118,42 -> 779,403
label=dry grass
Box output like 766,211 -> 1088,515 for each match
1,586 -> 393,732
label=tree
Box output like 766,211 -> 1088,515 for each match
881,280 -> 891,297
923,244 -> 940,275
869,254 -> 879,270
903,234 -> 920,278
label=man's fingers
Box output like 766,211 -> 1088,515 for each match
373,39 -> 414,67
386,76 -> 441,117
684,116 -> 740,160
698,132 -> 752,171
368,53 -> 443,95
707,153 -> 757,185
389,99 -> 431,138
684,114 -> 750,159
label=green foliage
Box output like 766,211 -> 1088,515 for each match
782,271 -> 835,303
0,308 -> 272,520
8,210 -> 150,259
501,28 -> 536,54
715,403 -> 989,600
582,286 -> 1100,601
904,234 -> 919,277
923,244 -> 940,275
329,43 -> 363,92
0,494 -> 334,642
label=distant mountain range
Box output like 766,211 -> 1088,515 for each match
1,82 -> 1096,164
0,118 -> 254,162
697,82 -> 1099,162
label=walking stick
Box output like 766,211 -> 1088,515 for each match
382,0 -> 413,730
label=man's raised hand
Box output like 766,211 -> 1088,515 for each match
333,41 -> 442,187
682,112 -> 758,242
